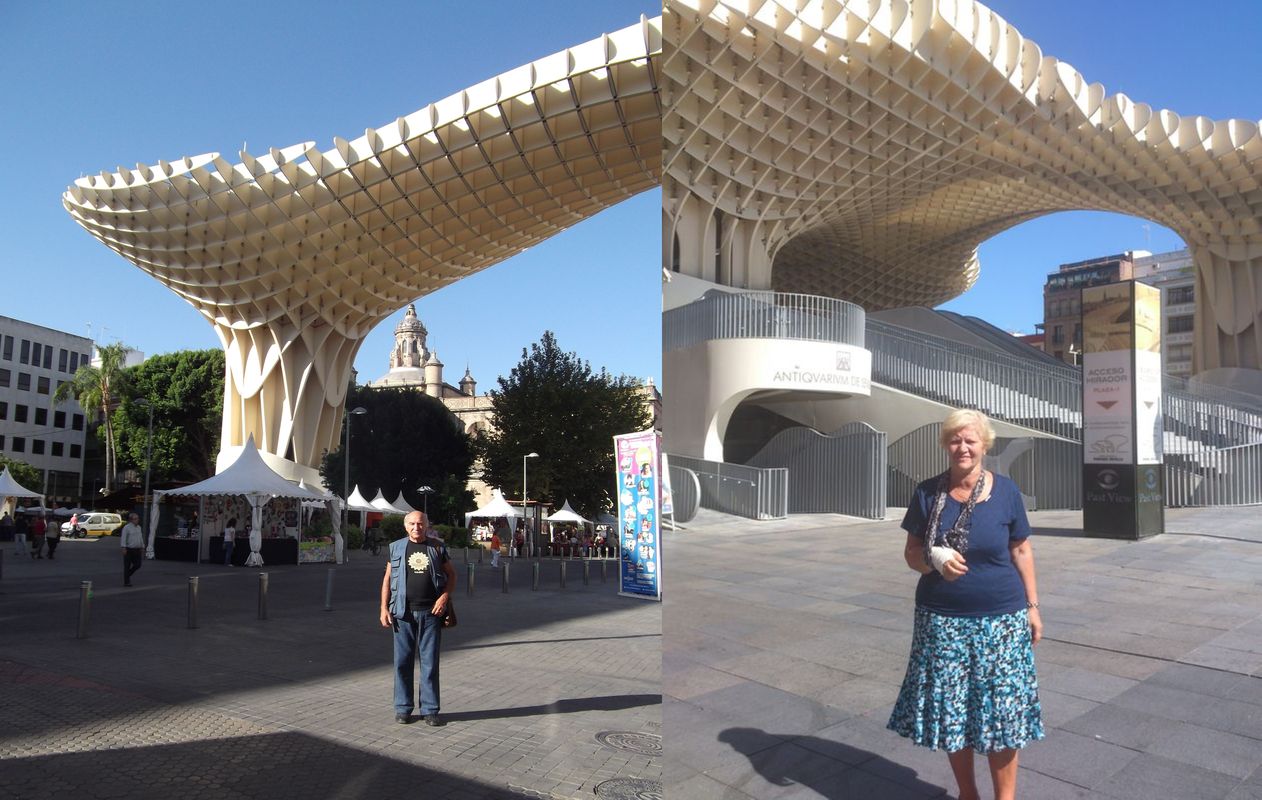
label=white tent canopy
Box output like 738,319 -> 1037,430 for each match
0,467 -> 44,514
346,485 -> 377,512
464,488 -> 521,526
545,500 -> 590,525
152,437 -> 328,565
391,492 -> 418,515
370,490 -> 406,516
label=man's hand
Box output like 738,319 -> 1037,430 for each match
431,594 -> 448,616
379,607 -> 394,628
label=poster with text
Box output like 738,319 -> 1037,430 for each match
614,429 -> 662,601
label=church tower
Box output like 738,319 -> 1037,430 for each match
389,304 -> 429,370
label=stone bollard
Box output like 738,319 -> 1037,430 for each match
583,560 -> 590,586
324,568 -> 335,612
187,577 -> 200,629
76,580 -> 92,639
466,563 -> 475,596
560,560 -> 567,590
502,563 -> 510,593
257,573 -> 269,620
532,561 -> 540,591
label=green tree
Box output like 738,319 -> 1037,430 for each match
54,342 -> 130,492
0,455 -> 41,492
320,386 -> 476,526
476,331 -> 650,519
113,349 -> 225,482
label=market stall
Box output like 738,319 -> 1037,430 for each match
146,437 -> 330,565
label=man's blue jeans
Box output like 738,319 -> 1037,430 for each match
393,605 -> 442,715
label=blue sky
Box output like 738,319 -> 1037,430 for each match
936,0 -> 1262,333
0,0 -> 660,389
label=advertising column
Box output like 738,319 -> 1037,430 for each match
613,430 -> 662,601
1081,282 -> 1164,539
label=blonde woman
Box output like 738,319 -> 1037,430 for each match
888,408 -> 1043,800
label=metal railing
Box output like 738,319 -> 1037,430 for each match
745,422 -> 887,518
667,454 -> 788,520
664,290 -> 865,352
666,464 -> 701,524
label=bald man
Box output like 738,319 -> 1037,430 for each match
380,511 -> 456,726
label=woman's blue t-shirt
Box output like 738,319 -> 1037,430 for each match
902,473 -> 1032,618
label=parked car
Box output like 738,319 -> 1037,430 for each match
61,512 -> 124,538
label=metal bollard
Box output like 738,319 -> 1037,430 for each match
324,568 -> 335,611
532,561 -> 540,591
583,560 -> 590,586
546,545 -> 552,558
0,549 -> 4,580
478,546 -> 484,564
502,563 -> 510,593
257,572 -> 269,620
466,563 -> 475,596
601,559 -> 607,583
464,547 -> 470,564
76,580 -> 92,639
187,576 -> 199,629
559,560 -> 567,589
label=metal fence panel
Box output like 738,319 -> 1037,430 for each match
667,465 -> 701,524
746,422 -> 887,518
667,454 -> 788,520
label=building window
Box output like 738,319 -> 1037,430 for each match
0,401 -> 6,420
42,348 -> 51,369
19,339 -> 30,364
31,439 -> 45,455
11,437 -> 24,453
54,410 -> 66,428
52,441 -> 64,457
70,443 -> 82,458
31,343 -> 41,366
37,375 -> 49,395
0,435 -> 4,449
1169,315 -> 1194,334
72,413 -> 84,431
70,352 -> 79,372
34,407 -> 47,426
1052,325 -> 1064,344
1168,286 -> 1194,305
58,348 -> 68,372
2,335 -> 11,360
82,352 -> 90,367
0,368 -> 8,388
1072,323 -> 1082,345
17,372 -> 30,391
15,404 -> 28,423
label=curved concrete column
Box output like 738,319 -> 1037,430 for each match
64,17 -> 663,479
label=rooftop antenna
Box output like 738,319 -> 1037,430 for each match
1141,223 -> 1151,251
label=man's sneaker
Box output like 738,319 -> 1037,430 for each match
423,714 -> 445,727
395,713 -> 412,724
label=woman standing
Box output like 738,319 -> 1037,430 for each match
887,408 -> 1043,800
222,518 -> 237,566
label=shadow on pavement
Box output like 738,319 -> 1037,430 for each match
717,727 -> 949,799
444,692 -> 661,723
0,730 -> 519,800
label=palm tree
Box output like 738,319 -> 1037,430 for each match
55,342 -> 130,493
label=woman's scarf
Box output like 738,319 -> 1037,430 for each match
923,469 -> 986,566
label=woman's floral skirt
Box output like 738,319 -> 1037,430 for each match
887,607 -> 1044,753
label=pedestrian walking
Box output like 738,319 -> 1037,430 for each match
44,516 -> 61,559
887,408 -> 1043,800
30,515 -> 46,559
222,517 -> 237,566
120,512 -> 145,586
0,512 -> 12,548
489,529 -> 501,567
380,510 -> 456,727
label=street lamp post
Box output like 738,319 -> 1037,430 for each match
342,406 -> 367,558
522,452 -> 539,557
138,399 -> 154,549
417,485 -> 434,518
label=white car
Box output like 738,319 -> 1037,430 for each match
61,512 -> 124,538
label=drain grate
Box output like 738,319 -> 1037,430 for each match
592,777 -> 663,800
594,731 -> 662,757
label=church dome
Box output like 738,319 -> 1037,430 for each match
394,303 -> 427,338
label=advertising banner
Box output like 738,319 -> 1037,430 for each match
613,429 -> 662,601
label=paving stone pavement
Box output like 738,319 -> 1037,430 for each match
664,506 -> 1262,799
0,539 -> 660,799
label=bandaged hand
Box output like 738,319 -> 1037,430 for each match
929,546 -> 966,580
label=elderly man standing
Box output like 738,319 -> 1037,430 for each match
380,511 -> 456,726
120,512 -> 145,586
